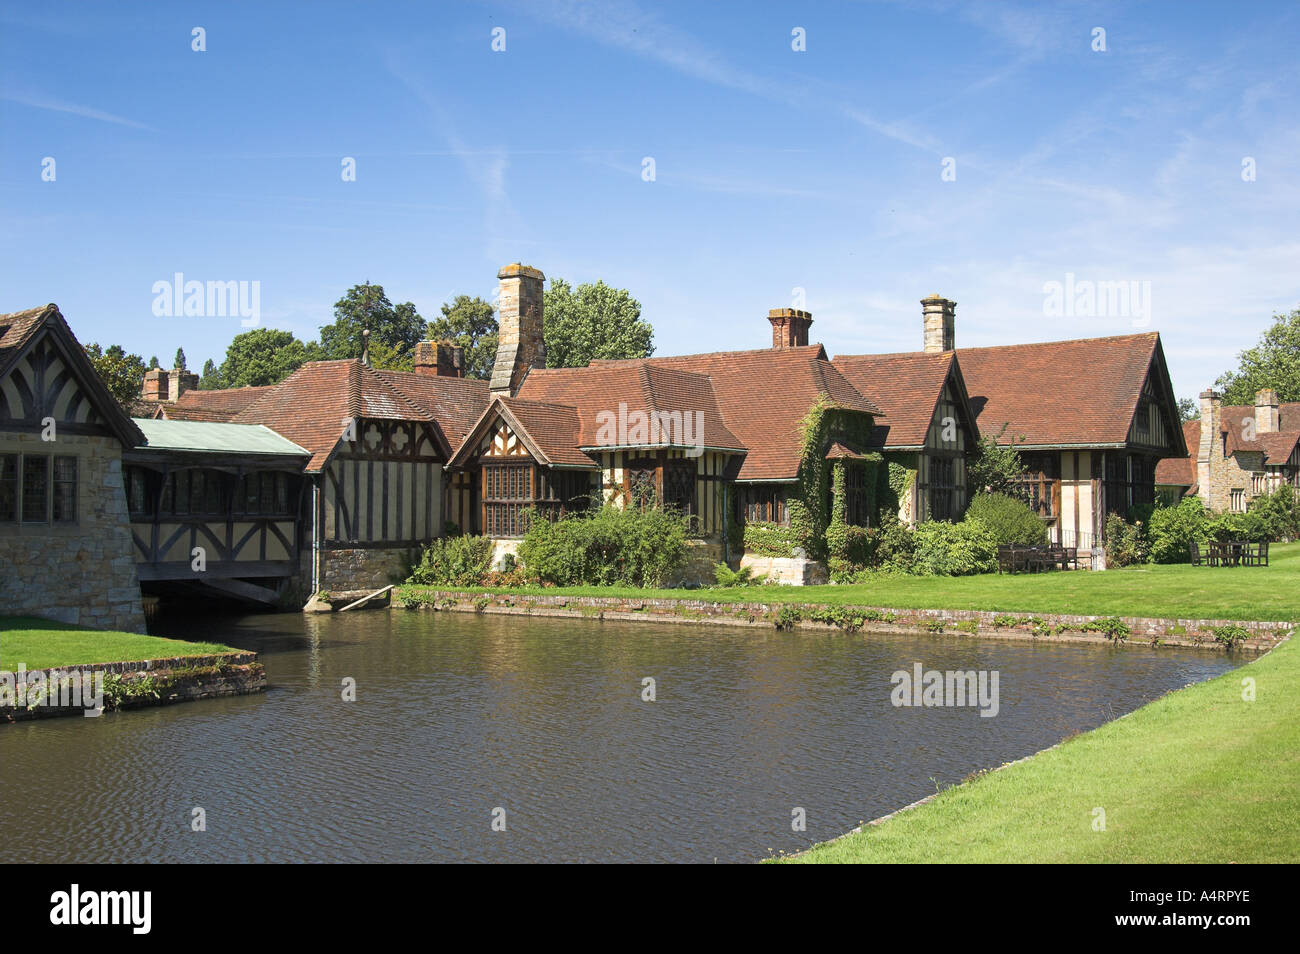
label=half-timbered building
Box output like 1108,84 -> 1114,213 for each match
0,304 -> 147,631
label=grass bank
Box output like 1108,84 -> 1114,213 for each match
400,541 -> 1300,623
776,634 -> 1299,863
0,617 -> 234,671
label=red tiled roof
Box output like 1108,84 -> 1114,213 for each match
824,441 -> 870,460
168,385 -> 275,419
376,370 -> 490,454
516,363 -> 742,453
1258,430 -> 1300,466
1157,405 -> 1300,486
498,397 -> 596,468
585,345 -> 879,480
958,333 -> 1162,447
833,350 -> 964,449
1155,420 -> 1200,486
1215,403 -> 1300,457
231,360 -> 435,471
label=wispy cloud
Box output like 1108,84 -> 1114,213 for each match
2,91 -> 155,131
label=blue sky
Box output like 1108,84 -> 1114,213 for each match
2,0 -> 1298,399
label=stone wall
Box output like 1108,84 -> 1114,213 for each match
739,553 -> 829,585
399,590 -> 1291,655
1,652 -> 265,722
319,546 -> 415,595
0,432 -> 145,633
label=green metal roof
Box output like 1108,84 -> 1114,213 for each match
132,418 -> 310,456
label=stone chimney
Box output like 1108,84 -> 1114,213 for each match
768,308 -> 813,349
414,340 -> 465,377
141,368 -> 169,402
167,367 -> 198,401
1196,389 -> 1222,501
490,263 -> 545,395
922,295 -> 956,353
1255,388 -> 1280,435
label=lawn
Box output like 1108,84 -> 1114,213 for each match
0,617 -> 235,672
776,633 -> 1299,863
400,541 -> 1300,622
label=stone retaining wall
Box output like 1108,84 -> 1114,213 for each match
1,652 -> 265,723
397,588 -> 1291,654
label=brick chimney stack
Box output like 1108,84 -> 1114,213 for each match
167,366 -> 198,401
142,368 -> 169,401
414,340 -> 465,377
922,295 -> 956,353
768,308 -> 813,349
490,263 -> 546,395
1255,388 -> 1280,435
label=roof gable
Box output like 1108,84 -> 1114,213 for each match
584,345 -> 879,480
833,350 -> 978,450
231,360 -> 443,471
0,303 -> 145,447
958,332 -> 1178,449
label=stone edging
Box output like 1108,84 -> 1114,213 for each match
395,589 -> 1290,653
1,651 -> 265,723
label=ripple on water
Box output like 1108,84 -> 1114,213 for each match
0,610 -> 1240,863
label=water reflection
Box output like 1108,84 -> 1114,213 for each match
0,610 -> 1239,863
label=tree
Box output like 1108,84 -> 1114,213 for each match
1177,397 -> 1199,422
148,355 -> 159,369
84,342 -> 147,409
366,338 -> 414,373
199,358 -> 221,390
1215,306 -> 1300,404
424,295 -> 499,379
967,423 -> 1031,498
173,347 -> 187,370
319,282 -> 425,360
214,328 -> 323,388
543,278 -> 654,368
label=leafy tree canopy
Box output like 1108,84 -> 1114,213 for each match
209,328 -> 323,389
424,295 -> 499,380
173,347 -> 187,370
543,277 -> 654,368
1177,397 -> 1199,422
320,282 -> 425,360
1215,306 -> 1300,404
966,424 -> 1031,499
84,342 -> 147,409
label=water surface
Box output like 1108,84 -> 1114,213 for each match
0,610 -> 1240,863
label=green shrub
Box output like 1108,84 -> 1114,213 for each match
1211,624 -> 1250,649
1246,485 -> 1300,541
772,605 -> 802,631
911,520 -> 998,576
964,493 -> 1049,546
518,504 -> 688,587
1081,617 -> 1131,642
743,522 -> 800,558
872,518 -> 917,572
1206,509 -> 1269,543
712,563 -> 767,587
1104,513 -> 1150,567
1147,497 -> 1210,563
407,534 -> 494,586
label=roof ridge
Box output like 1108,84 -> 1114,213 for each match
958,331 -> 1159,353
